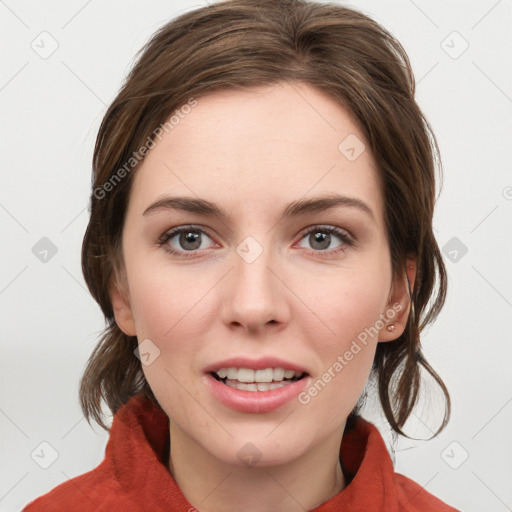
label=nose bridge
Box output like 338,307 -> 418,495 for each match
220,234 -> 288,331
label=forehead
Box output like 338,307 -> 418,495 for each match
128,81 -> 385,226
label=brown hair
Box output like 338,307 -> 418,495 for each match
80,0 -> 450,435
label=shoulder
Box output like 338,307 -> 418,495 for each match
21,393 -> 170,511
21,394 -> 169,511
342,416 -> 460,511
21,462 -> 130,511
393,472 -> 461,511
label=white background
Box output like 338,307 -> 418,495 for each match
1,0 -> 511,510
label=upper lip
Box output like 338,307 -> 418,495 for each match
203,356 -> 310,375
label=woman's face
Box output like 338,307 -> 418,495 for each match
112,81 -> 408,468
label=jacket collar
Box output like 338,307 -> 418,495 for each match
108,393 -> 399,510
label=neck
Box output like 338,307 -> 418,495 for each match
168,423 -> 346,512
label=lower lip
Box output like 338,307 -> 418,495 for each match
204,373 -> 309,413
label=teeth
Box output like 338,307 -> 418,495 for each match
237,368 -> 254,383
231,382 -> 258,391
255,368 -> 273,382
226,368 -> 238,379
215,367 -> 303,383
273,367 -> 285,381
225,380 -> 289,392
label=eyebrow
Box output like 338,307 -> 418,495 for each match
143,193 -> 375,221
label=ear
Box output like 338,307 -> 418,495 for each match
109,271 -> 137,337
378,255 -> 416,342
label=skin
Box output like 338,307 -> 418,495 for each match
110,81 -> 416,512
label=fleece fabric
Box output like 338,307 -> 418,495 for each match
23,393 -> 459,511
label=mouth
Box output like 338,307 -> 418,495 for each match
209,367 -> 308,392
203,358 -> 311,413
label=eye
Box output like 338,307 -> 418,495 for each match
159,224 -> 355,259
295,225 -> 354,257
159,225 -> 216,257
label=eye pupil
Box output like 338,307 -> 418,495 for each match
180,231 -> 201,250
310,231 -> 330,250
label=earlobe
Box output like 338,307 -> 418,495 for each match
379,256 -> 416,342
109,276 -> 137,337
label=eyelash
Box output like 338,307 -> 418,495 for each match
158,224 -> 355,259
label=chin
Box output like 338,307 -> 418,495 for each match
198,425 -> 314,469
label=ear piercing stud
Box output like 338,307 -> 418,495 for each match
386,324 -> 396,332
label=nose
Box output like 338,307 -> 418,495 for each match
219,244 -> 290,335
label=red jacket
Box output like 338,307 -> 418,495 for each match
23,393 -> 459,511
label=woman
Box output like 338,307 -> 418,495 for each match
23,0 -> 458,510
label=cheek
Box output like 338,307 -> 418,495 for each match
126,259 -> 216,343
304,266 -> 391,348
295,269 -> 390,415
125,266 -> 213,423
